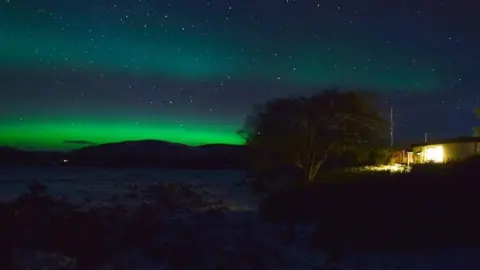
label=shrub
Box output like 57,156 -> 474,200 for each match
260,158 -> 480,252
0,182 -> 219,269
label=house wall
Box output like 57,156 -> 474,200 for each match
412,142 -> 480,163
391,150 -> 408,164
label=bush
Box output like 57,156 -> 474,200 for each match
0,182 -> 220,269
260,158 -> 480,252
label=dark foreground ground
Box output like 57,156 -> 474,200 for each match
1,161 -> 480,269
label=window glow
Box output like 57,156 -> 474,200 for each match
424,145 -> 444,163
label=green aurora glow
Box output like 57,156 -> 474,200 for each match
0,3 -> 458,150
0,118 -> 244,150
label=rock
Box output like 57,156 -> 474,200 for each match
16,250 -> 77,269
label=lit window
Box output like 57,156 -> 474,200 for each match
424,146 -> 444,163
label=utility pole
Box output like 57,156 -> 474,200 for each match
424,132 -> 428,143
390,106 -> 394,148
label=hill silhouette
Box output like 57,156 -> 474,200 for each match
1,141 -> 246,169
0,147 -> 63,167
65,140 -> 246,169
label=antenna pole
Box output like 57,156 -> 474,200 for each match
390,107 -> 394,148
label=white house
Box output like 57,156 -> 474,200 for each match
409,137 -> 480,164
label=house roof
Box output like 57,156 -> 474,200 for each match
411,136 -> 480,148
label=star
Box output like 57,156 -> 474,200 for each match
0,0 -> 478,150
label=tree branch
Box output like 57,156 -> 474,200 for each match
294,153 -> 304,169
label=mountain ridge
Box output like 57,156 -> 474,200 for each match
0,140 -> 246,169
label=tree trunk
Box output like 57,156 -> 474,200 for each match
296,149 -> 328,181
306,156 -> 326,181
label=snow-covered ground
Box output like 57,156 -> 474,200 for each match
0,167 -> 256,211
1,167 -> 479,269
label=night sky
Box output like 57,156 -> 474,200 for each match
1,0 -> 479,150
